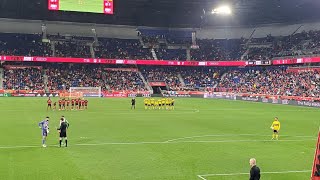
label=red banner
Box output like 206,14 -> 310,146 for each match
149,82 -> 167,86
0,56 -> 247,67
273,57 -> 320,65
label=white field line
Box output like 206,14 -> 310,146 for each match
198,170 -> 311,179
0,139 -> 315,149
165,134 -> 316,142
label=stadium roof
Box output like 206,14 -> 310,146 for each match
0,0 -> 319,28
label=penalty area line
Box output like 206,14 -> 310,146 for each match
197,170 -> 311,179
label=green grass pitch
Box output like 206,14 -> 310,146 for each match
0,97 -> 318,180
59,0 -> 103,13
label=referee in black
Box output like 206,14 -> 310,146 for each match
131,98 -> 136,110
249,158 -> 260,180
57,117 -> 68,147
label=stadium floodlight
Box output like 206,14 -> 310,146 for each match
211,6 -> 232,15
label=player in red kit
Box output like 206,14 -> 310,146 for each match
84,99 -> 88,109
66,99 -> 70,111
81,99 -> 85,110
71,99 -> 75,110
58,99 -> 62,111
75,98 -> 79,110
47,98 -> 52,111
62,99 -> 66,110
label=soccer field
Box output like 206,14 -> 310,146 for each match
59,0 -> 103,13
0,98 -> 317,180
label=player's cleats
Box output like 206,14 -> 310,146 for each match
42,144 -> 47,148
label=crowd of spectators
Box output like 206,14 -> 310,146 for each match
3,67 -> 44,90
156,49 -> 187,61
180,68 -> 222,90
105,70 -> 147,92
95,38 -> 152,60
141,67 -> 183,90
191,39 -> 245,61
0,33 -> 51,57
218,68 -> 320,97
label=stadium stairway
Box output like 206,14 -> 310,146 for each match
43,73 -> 49,93
138,71 -> 152,92
0,68 -> 3,89
178,73 -> 186,87
90,44 -> 95,58
151,48 -> 158,60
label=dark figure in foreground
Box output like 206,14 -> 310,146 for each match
249,158 -> 260,180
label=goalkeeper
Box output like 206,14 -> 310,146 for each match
270,117 -> 281,140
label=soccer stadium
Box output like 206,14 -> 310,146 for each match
1,0 -> 320,179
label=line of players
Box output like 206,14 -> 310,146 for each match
144,98 -> 175,110
47,97 -> 89,111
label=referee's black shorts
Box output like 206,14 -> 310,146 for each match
60,131 -> 67,138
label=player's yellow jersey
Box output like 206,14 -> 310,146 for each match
158,100 -> 162,105
271,120 -> 281,131
151,99 -> 155,105
162,99 -> 166,104
166,98 -> 170,105
171,99 -> 175,105
144,99 -> 148,105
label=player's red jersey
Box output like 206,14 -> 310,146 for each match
59,100 -> 62,105
81,100 -> 85,106
62,99 -> 65,105
66,100 -> 70,105
76,99 -> 79,104
71,99 -> 75,105
47,99 -> 52,104
84,100 -> 88,106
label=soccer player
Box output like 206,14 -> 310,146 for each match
78,98 -> 82,110
147,98 -> 151,110
171,98 -> 175,110
271,117 -> 281,140
131,98 -> 136,110
53,101 -> 57,111
38,117 -> 50,147
58,99 -> 62,111
57,117 -> 68,147
47,98 -> 52,111
62,98 -> 66,110
84,99 -> 88,109
71,98 -> 75,110
81,99 -> 85,110
66,98 -> 70,111
144,98 -> 148,110
75,98 -> 79,110
165,98 -> 170,110
161,98 -> 166,110
150,98 -> 155,110
158,99 -> 162,110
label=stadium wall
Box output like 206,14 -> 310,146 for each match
204,93 -> 320,108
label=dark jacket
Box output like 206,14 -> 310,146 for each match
250,165 -> 260,180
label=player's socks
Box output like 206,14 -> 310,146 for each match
42,139 -> 45,145
272,134 -> 275,140
276,134 -> 279,140
59,140 -> 62,147
65,140 -> 68,147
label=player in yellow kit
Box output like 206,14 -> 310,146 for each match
171,98 -> 175,110
161,98 -> 166,110
144,98 -> 148,110
270,117 -> 281,140
165,98 -> 170,110
150,98 -> 155,109
157,99 -> 162,110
